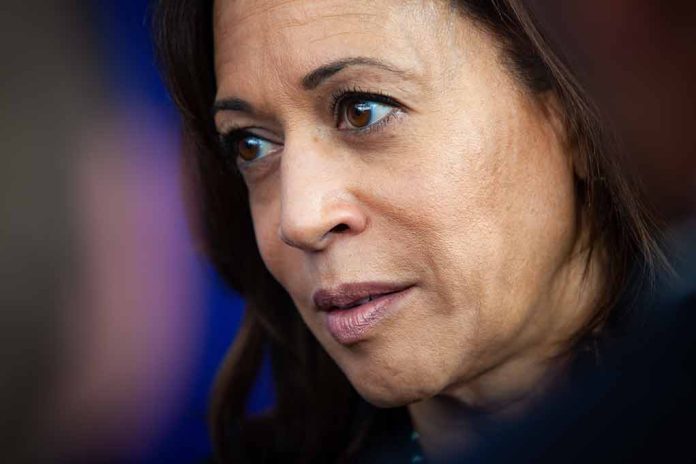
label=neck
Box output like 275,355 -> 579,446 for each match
408,353 -> 569,461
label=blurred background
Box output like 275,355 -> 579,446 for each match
0,1 -> 272,462
0,1 -> 693,463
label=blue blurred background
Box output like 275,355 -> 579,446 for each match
84,1 -> 271,462
90,1 -> 273,462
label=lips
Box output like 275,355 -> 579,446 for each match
313,282 -> 410,312
313,282 -> 414,344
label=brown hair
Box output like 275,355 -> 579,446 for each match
152,0 -> 664,462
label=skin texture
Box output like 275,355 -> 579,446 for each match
213,0 -> 602,457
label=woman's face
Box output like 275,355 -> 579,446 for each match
213,0 -> 583,406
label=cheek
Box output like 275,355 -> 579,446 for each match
375,94 -> 577,357
436,104 -> 578,354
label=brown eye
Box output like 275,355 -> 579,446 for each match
228,131 -> 281,161
238,136 -> 261,161
339,99 -> 394,130
346,100 -> 373,128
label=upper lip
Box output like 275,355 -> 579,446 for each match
313,282 -> 412,311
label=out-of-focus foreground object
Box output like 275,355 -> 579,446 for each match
1,2 -> 82,461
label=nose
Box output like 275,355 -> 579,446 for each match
278,139 -> 367,252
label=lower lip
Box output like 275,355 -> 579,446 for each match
324,287 -> 413,345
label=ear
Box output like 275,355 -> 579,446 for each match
539,91 -> 588,181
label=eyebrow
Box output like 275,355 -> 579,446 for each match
301,56 -> 407,90
212,97 -> 254,116
213,56 -> 408,115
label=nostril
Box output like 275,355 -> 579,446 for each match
330,223 -> 350,234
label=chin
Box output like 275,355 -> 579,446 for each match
348,369 -> 443,408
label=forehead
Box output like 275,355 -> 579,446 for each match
213,0 -> 453,97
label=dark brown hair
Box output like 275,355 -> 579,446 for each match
152,0 -> 664,462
